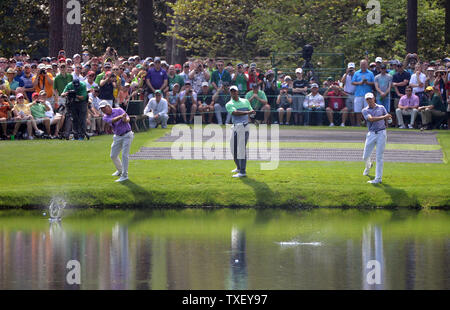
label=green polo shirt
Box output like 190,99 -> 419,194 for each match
168,74 -> 184,91
63,81 -> 88,101
245,90 -> 267,110
211,69 -> 231,87
431,94 -> 446,112
30,103 -> 47,119
53,73 -> 73,95
95,72 -> 106,85
226,97 -> 253,124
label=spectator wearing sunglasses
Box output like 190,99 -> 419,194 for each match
72,64 -> 85,82
84,71 -> 98,91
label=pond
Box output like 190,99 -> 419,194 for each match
0,208 -> 448,290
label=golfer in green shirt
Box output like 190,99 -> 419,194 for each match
226,85 -> 256,178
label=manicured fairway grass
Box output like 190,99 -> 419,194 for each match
0,127 -> 449,209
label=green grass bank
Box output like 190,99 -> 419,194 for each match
0,127 -> 449,209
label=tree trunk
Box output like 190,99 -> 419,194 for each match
63,0 -> 82,58
446,0 -> 450,46
165,0 -> 186,65
49,0 -> 63,57
406,0 -> 417,53
138,0 -> 156,58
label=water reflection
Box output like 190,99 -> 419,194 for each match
0,209 -> 448,290
228,226 -> 248,290
362,225 -> 385,290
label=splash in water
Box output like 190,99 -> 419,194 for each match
48,197 -> 67,222
277,241 -> 322,247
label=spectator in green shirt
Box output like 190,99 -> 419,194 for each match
419,86 -> 446,130
166,65 -> 184,95
245,83 -> 270,124
232,63 -> 248,97
211,60 -> 231,93
30,92 -> 51,135
53,63 -> 73,108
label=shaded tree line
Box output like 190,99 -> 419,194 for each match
0,0 -> 177,59
0,0 -> 447,64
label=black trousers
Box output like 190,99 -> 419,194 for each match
71,102 -> 87,139
230,126 -> 249,174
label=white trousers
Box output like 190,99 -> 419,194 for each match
148,113 -> 168,128
111,131 -> 134,177
362,130 -> 387,181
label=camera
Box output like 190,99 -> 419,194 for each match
68,89 -> 77,100
40,69 -> 46,75
0,80 -> 4,85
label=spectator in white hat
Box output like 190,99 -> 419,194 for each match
340,62 -> 357,126
372,57 -> 383,76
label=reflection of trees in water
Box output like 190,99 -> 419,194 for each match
1,211 -> 450,290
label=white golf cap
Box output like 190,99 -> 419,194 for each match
229,85 -> 239,92
375,57 -> 383,63
201,82 -> 209,87
310,83 -> 319,88
365,92 -> 374,100
295,68 -> 303,74
37,64 -> 46,69
99,100 -> 110,108
73,54 -> 81,58
348,62 -> 355,69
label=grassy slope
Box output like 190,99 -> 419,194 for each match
0,127 -> 449,209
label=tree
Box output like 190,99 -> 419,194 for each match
63,0 -> 82,57
138,0 -> 156,58
406,0 -> 418,53
446,0 -> 450,46
49,0 -> 63,57
165,0 -> 186,64
166,0 -> 265,60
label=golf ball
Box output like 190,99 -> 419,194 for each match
43,212 -> 47,216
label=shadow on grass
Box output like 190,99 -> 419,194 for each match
239,177 -> 280,209
367,180 -> 420,208
118,180 -> 154,206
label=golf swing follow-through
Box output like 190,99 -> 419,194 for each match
361,92 -> 392,184
100,101 -> 134,183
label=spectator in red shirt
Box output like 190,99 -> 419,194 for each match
326,83 -> 349,127
0,91 -> 12,139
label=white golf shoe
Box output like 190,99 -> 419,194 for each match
112,171 -> 122,177
367,179 -> 382,184
231,168 -> 239,173
232,173 -> 247,178
115,176 -> 129,182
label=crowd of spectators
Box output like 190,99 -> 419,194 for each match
0,48 -> 449,140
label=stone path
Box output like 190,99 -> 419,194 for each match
130,129 -> 443,163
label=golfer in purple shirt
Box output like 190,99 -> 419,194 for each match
100,101 -> 134,182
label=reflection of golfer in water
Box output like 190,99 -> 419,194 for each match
226,86 -> 256,178
100,101 -> 134,183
